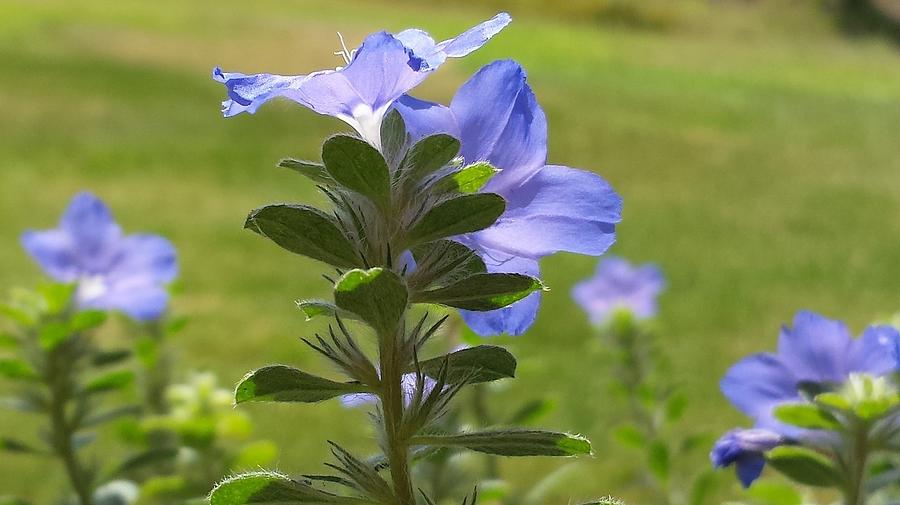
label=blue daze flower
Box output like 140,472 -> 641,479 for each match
396,60 -> 623,336
571,256 -> 665,325
710,428 -> 785,488
212,13 -> 510,148
21,192 -> 178,321
341,373 -> 436,408
721,310 -> 900,437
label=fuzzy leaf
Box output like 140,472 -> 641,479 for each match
334,268 -> 408,336
0,438 -> 38,453
402,134 -> 460,185
235,365 -> 372,404
380,109 -> 407,169
83,370 -> 134,394
409,240 -> 486,290
38,321 -> 70,350
413,430 -> 591,457
245,204 -> 360,269
0,359 -> 37,381
69,310 -> 108,332
322,135 -> 391,209
773,403 -> 841,430
406,193 -> 505,246
413,273 -> 544,311
210,472 -> 364,505
279,159 -> 336,185
295,300 -> 357,322
766,446 -> 841,488
432,162 -> 497,194
415,345 -> 516,385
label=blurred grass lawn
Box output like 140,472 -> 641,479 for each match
3,0 -> 900,503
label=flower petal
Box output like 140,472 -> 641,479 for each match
436,13 -> 512,58
212,67 -> 307,117
20,230 -> 78,281
450,60 -> 547,189
720,353 -> 799,425
849,325 -> 900,376
572,257 -> 665,324
89,276 -> 169,322
777,311 -> 853,383
459,251 -> 541,336
392,95 -> 460,142
472,165 -> 622,258
108,234 -> 178,284
735,454 -> 766,488
60,192 -> 122,271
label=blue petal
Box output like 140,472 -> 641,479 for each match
451,60 -> 547,189
60,192 -> 122,272
21,230 -> 78,281
436,13 -> 512,58
472,165 -> 622,258
849,325 -> 900,376
395,29 -> 444,69
392,95 -> 460,142
572,257 -> 665,324
720,353 -> 799,425
89,277 -> 169,322
777,310 -> 853,383
735,454 -> 766,488
459,252 -> 541,336
108,235 -> 178,284
212,67 -> 306,117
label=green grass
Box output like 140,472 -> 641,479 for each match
3,0 -> 900,503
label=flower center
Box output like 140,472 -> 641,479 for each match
77,274 -> 109,303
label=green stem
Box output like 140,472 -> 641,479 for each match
143,321 -> 171,415
844,422 -> 870,505
46,338 -> 94,505
379,327 -> 415,505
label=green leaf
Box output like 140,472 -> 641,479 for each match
432,162 -> 498,194
412,430 -> 592,457
0,333 -> 19,349
83,370 -> 134,394
665,391 -> 688,422
235,365 -> 372,404
401,134 -> 460,185
92,349 -> 132,367
209,471 -> 365,505
406,193 -> 505,245
69,310 -> 108,332
415,345 -> 516,384
82,405 -> 141,427
648,441 -> 670,482
409,240 -> 486,290
413,273 -> 544,311
38,321 -> 71,350
279,159 -> 336,185
334,268 -> 408,336
773,403 -> 841,430
116,448 -> 179,474
0,438 -> 38,453
745,482 -> 803,505
766,446 -> 841,488
295,300 -> 357,322
245,204 -> 360,269
322,135 -> 391,209
38,283 -> 76,315
0,359 -> 37,380
380,109 -> 407,169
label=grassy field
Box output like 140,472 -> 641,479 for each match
3,0 -> 900,503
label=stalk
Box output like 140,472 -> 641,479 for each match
379,324 -> 415,505
843,422 -> 870,505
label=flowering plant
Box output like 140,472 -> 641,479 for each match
209,14 -> 622,505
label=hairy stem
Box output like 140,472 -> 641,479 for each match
47,338 -> 94,505
379,326 -> 415,505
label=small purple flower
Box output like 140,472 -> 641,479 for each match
21,192 -> 178,321
711,428 -> 785,488
212,14 -> 510,148
721,310 -> 900,437
571,257 -> 665,325
396,60 -> 622,336
341,373 -> 437,408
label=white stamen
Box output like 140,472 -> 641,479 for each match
333,32 -> 357,68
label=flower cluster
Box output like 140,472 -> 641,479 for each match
712,310 -> 900,487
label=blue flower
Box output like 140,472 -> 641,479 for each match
710,428 -> 785,488
396,60 -> 622,336
21,192 -> 178,321
341,373 -> 436,408
571,256 -> 665,325
212,13 -> 510,148
721,310 -> 900,437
